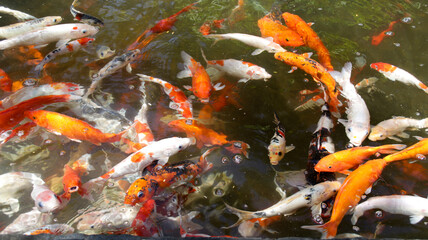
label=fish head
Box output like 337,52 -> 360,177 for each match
238,219 -> 263,237
314,156 -> 337,172
25,110 -> 43,122
70,24 -> 99,38
125,49 -> 141,62
125,178 -> 157,206
77,37 -> 95,46
76,212 -> 103,232
266,42 -> 286,53
34,189 -> 63,213
368,126 -> 387,141
45,16 -> 63,26
249,66 -> 272,80
268,144 -> 285,165
345,125 -> 369,147
162,137 -> 196,156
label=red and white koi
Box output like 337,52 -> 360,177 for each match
205,33 -> 286,55
0,23 -> 98,50
371,62 -> 428,94
0,209 -> 52,234
331,62 -> 370,147
369,116 -> 428,141
31,181 -> 69,213
24,224 -> 74,235
0,16 -> 62,39
268,113 -> 295,165
35,37 -> 94,73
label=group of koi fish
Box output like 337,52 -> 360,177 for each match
0,0 -> 427,238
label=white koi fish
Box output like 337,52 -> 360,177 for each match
24,224 -> 74,235
0,16 -> 62,39
268,112 -> 295,165
0,23 -> 98,50
0,6 -> 35,21
201,50 -> 271,83
369,116 -> 428,141
205,33 -> 286,55
224,181 -> 341,228
331,62 -> 370,147
34,37 -> 94,73
371,62 -> 428,94
0,209 -> 52,234
84,49 -> 140,98
351,195 -> 428,225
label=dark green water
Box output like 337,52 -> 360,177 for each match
1,0 -> 428,238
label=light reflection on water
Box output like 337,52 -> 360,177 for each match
0,0 -> 428,238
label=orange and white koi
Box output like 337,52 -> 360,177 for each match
369,117 -> 428,141
205,33 -> 286,56
274,51 -> 341,117
0,68 -> 12,92
258,14 -> 304,47
315,144 -> 406,173
355,77 -> 379,91
24,224 -> 74,235
201,50 -> 271,83
0,23 -> 98,50
138,74 -> 193,119
370,62 -> 428,94
0,209 -> 52,234
25,110 -> 125,145
268,113 -> 295,165
62,154 -> 94,200
177,51 -> 224,103
371,20 -> 398,46
282,12 -> 333,70
168,119 -> 250,157
238,216 -> 281,237
0,16 -> 62,39
35,37 -> 94,73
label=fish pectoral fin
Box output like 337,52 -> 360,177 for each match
177,69 -> 192,79
183,85 -> 193,91
126,63 -> 132,73
414,135 -> 424,141
310,203 -> 322,218
275,186 -> 287,199
238,78 -> 250,83
396,132 -> 410,139
409,215 -> 424,224
213,82 -> 225,91
251,49 -> 264,56
387,136 -> 403,142
56,39 -> 71,47
157,157 -> 169,166
285,145 -> 296,153
364,186 -> 372,195
34,44 -> 49,49
264,228 -> 279,234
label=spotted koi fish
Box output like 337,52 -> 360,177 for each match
268,112 -> 295,165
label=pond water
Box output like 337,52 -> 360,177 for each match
1,0 -> 428,238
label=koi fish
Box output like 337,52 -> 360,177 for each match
31,182 -> 69,213
96,45 -> 115,59
331,62 -> 369,146
25,110 -> 125,145
85,49 -> 140,98
168,119 -> 250,157
258,14 -> 304,47
0,94 -> 73,134
370,62 -> 428,94
371,20 -> 398,45
305,104 -> 336,185
315,144 -> 406,173
0,16 -> 62,39
238,216 -> 281,237
137,74 -> 193,119
62,154 -> 94,200
355,77 -> 379,91
369,117 -> 428,141
227,0 -> 245,26
35,37 -> 94,73
225,181 -> 341,228
131,199 -> 159,236
0,6 -> 35,21
205,33 -> 286,55
177,51 -> 224,103
0,68 -> 12,92
0,209 -> 52,234
199,19 -> 225,36
383,138 -> 428,162
201,50 -> 271,83
0,23 -> 98,50
70,4 -> 104,26
1,121 -> 37,145
24,224 -> 74,235
268,112 -> 295,165
274,51 -> 341,117
352,195 -> 428,225
282,12 -> 333,70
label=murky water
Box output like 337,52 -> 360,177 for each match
1,0 -> 428,237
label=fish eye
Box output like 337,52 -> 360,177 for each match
82,30 -> 87,34
328,166 -> 332,169
178,145 -> 183,149
90,225 -> 94,229
278,152 -> 282,156
100,52 -> 104,56
347,128 -> 351,132
54,19 -> 57,22
137,191 -> 144,198
32,116 -> 36,120
89,40 -> 93,43
38,202 -> 43,208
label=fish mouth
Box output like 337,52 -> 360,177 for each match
69,186 -> 79,193
270,161 -> 279,165
200,98 -> 210,103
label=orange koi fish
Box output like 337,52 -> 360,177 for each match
199,19 -> 225,36
25,110 -> 125,145
124,147 -> 214,206
131,199 -> 159,236
177,51 -> 224,103
0,68 -> 12,92
0,94 -> 72,134
371,20 -> 398,46
274,51 -> 341,117
62,154 -> 93,200
315,144 -> 406,174
168,119 -> 250,157
282,12 -> 334,70
383,138 -> 428,162
258,14 -> 304,47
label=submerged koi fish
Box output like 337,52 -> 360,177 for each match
0,209 -> 52,234
124,147 -> 214,206
0,16 -> 62,39
274,51 -> 341,117
205,33 -> 286,55
352,195 -> 428,225
371,20 -> 398,46
177,51 -> 224,103
258,14 -> 304,47
62,154 -> 93,199
238,215 -> 281,237
25,110 -> 125,145
0,23 -> 98,50
315,144 -> 406,173
268,113 -> 295,165
35,37 -> 94,73
70,4 -> 104,26
282,12 -> 333,70
369,117 -> 428,141
138,74 -> 193,119
0,68 -> 12,92
168,119 -> 250,157
24,224 -> 74,235
370,62 -> 428,94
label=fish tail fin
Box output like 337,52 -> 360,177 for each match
224,141 -> 250,158
222,202 -> 255,229
301,221 -> 338,239
377,144 -> 407,155
419,118 -> 428,128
